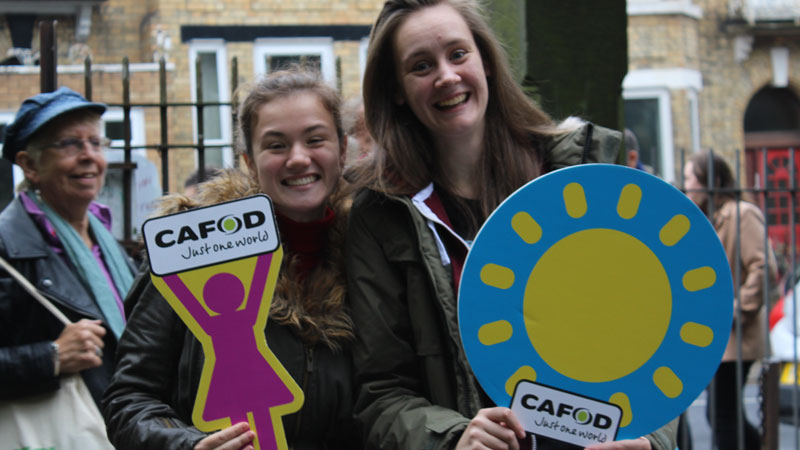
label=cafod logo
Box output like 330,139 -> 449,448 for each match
219,214 -> 242,234
508,380 -> 622,445
573,408 -> 593,425
154,210 -> 266,248
519,394 -> 612,430
142,195 -> 280,277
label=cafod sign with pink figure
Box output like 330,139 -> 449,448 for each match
142,195 -> 303,450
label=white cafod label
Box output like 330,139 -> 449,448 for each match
142,195 -> 280,276
510,380 -> 622,446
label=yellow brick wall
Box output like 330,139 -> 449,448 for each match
628,1 -> 800,181
628,15 -> 700,71
0,0 -> 383,196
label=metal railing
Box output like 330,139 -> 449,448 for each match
680,148 -> 800,450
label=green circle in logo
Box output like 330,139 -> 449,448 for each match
223,218 -> 237,232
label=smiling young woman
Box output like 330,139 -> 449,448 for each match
103,67 -> 360,450
244,91 -> 346,223
344,1 -> 679,449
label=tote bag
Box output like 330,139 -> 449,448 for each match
0,256 -> 114,450
0,375 -> 113,450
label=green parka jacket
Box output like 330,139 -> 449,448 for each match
345,123 -> 678,450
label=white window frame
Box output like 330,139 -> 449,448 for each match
102,107 -> 146,154
687,90 -> 701,152
622,88 -> 675,182
96,108 -> 154,239
359,36 -> 370,83
0,111 -> 22,190
253,37 -> 336,85
188,39 -> 234,168
623,68 -> 703,182
627,0 -> 703,18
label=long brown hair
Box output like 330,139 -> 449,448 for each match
351,0 -> 562,223
687,150 -> 740,211
233,67 -> 353,349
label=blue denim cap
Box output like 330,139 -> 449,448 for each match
2,87 -> 106,163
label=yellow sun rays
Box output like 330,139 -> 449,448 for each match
617,184 -> 642,219
476,179 -> 717,419
682,267 -> 717,292
511,212 -> 542,244
609,392 -> 633,427
660,215 -> 690,247
478,320 -> 513,346
480,264 -> 515,290
564,183 -> 587,218
506,366 -> 538,396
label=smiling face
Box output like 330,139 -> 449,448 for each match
20,116 -> 106,215
246,91 -> 345,223
392,3 -> 489,145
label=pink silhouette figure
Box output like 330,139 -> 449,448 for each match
163,253 -> 294,450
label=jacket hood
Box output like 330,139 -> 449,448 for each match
154,167 -> 353,350
156,168 -> 260,216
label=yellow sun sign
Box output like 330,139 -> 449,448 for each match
458,164 -> 733,440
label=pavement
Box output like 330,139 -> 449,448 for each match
685,383 -> 800,450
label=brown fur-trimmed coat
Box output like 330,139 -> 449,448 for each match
103,169 -> 359,450
159,169 -> 353,350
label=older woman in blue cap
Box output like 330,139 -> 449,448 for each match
0,87 -> 135,415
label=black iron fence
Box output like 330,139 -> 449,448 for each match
35,21 -> 242,247
679,148 -> 800,450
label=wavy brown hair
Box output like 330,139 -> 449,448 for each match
272,188 -> 352,350
350,0 -> 563,223
191,67 -> 354,350
160,169 -> 353,350
687,150 -> 743,212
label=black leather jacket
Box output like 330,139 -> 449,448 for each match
102,268 -> 359,450
0,197 -> 133,406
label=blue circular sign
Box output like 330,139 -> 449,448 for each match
458,164 -> 733,439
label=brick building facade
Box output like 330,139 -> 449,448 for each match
0,0 -> 383,237
625,0 -> 800,183
5,0 -> 798,240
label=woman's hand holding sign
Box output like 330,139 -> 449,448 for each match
455,407 -> 527,450
194,422 -> 255,450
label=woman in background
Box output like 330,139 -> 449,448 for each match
684,150 -> 777,450
0,87 -> 134,442
0,87 -> 133,405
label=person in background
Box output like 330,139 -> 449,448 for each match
344,0 -> 678,449
103,66 -> 360,450
342,95 -> 375,163
684,150 -> 778,450
0,87 -> 135,414
183,166 -> 223,198
624,128 -> 645,171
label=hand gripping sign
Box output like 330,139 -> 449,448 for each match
458,164 -> 733,446
142,195 -> 303,450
